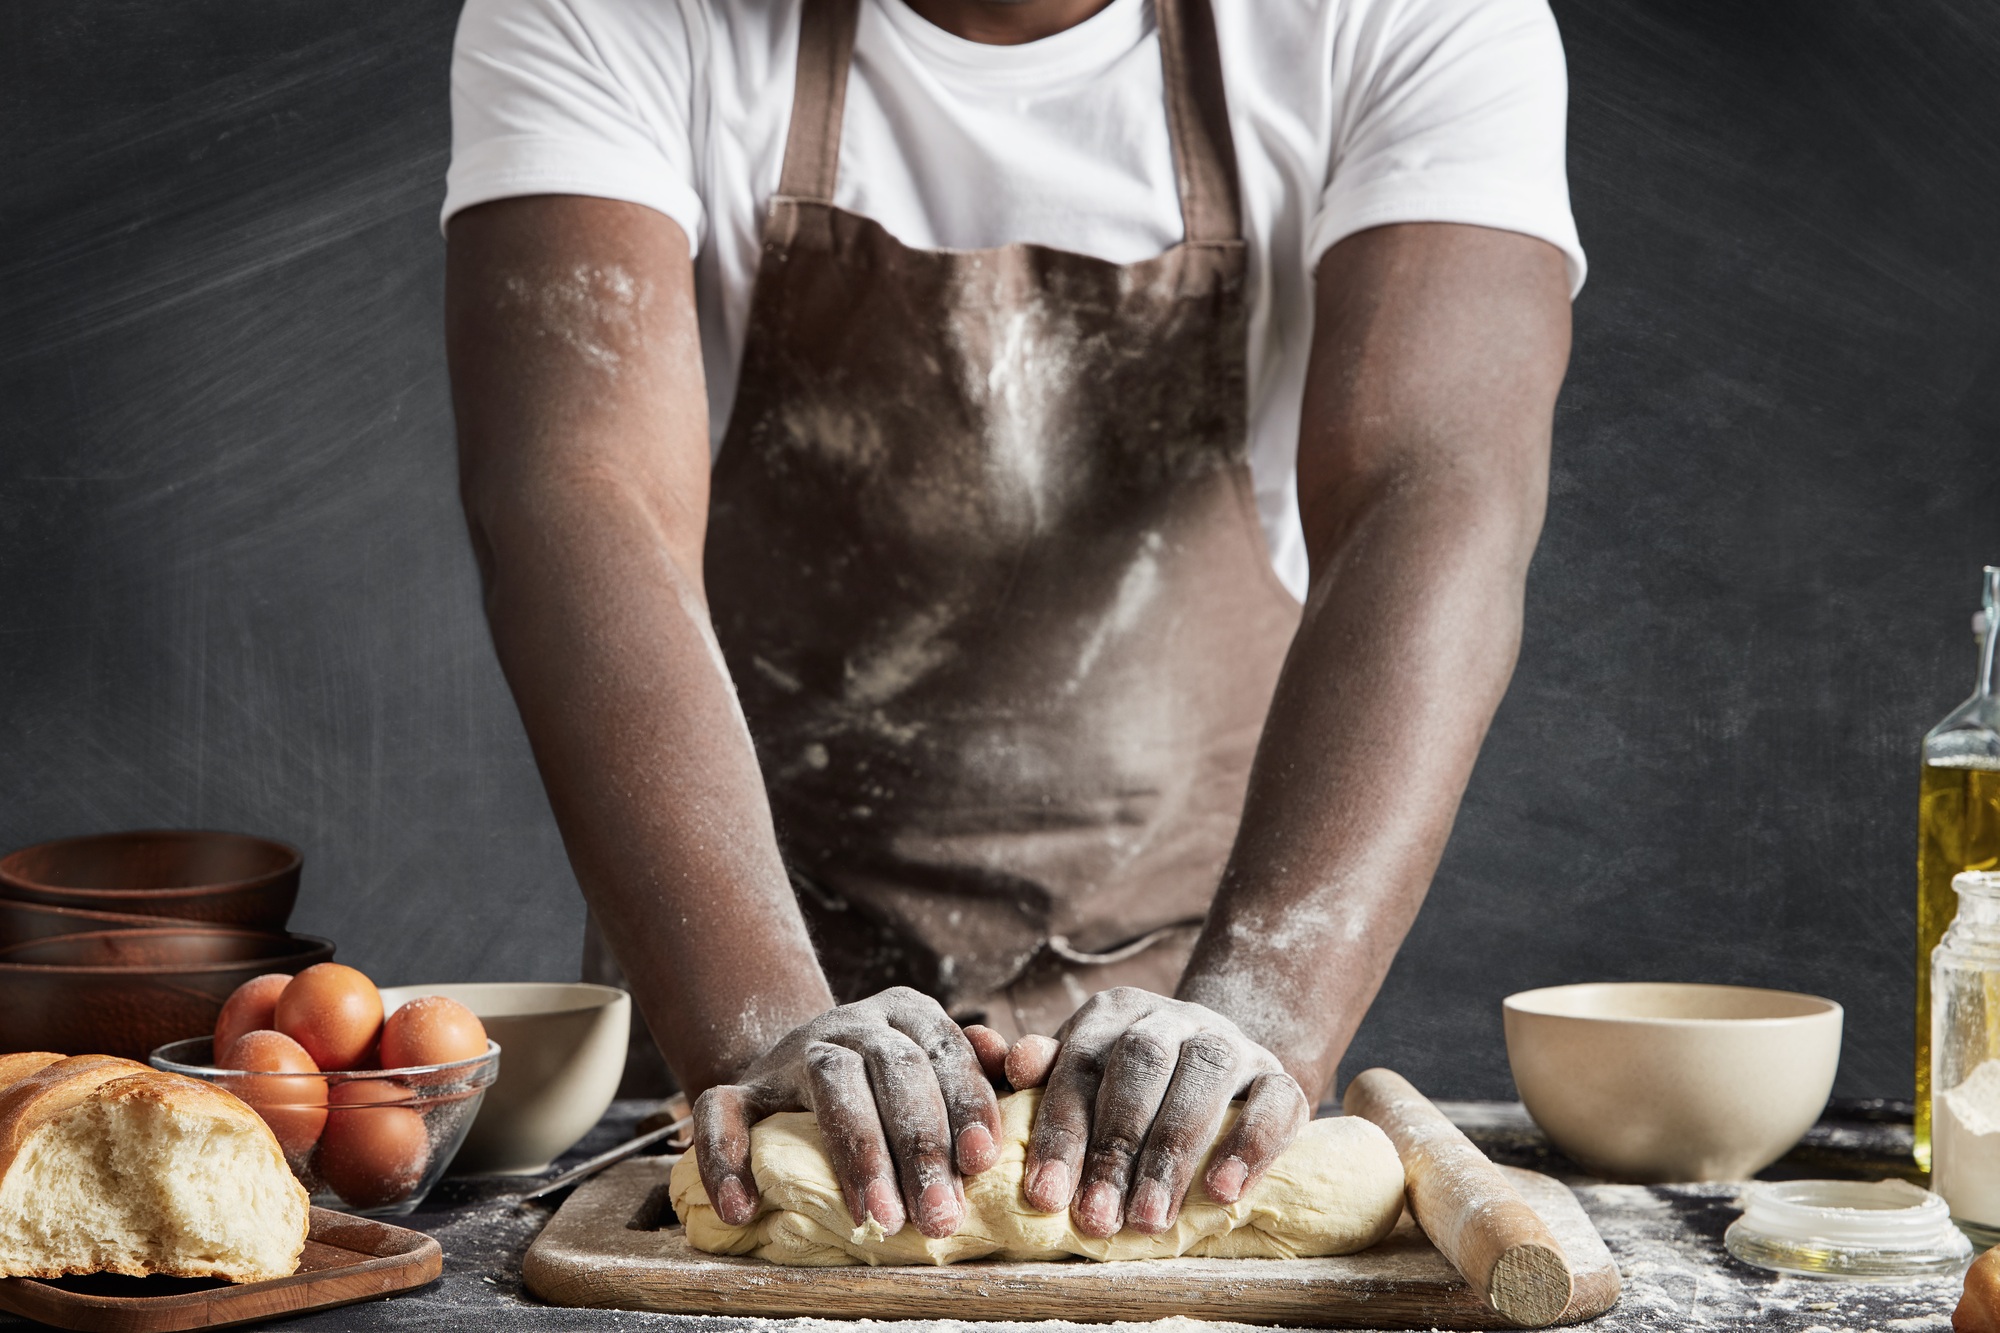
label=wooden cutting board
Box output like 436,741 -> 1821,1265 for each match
0,1208 -> 441,1332
523,1156 -> 1619,1328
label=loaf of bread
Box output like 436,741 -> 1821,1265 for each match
0,1052 -> 309,1282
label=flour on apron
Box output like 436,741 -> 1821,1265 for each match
702,0 -> 1300,1034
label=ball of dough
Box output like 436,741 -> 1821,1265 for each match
669,1089 -> 1406,1266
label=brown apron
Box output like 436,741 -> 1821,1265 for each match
701,0 -> 1300,1040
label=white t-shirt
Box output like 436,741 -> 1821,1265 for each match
445,0 -> 1586,600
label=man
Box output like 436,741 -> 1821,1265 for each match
443,0 -> 1579,1246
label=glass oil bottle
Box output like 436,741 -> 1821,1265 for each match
1917,566 -> 2000,1171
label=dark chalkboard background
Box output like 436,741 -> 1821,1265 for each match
2,0 -> 1995,1101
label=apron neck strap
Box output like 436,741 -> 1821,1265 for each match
777,0 -> 1242,244
779,0 -> 864,202
1154,0 -> 1242,244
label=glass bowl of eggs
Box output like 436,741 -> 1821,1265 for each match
151,963 -> 501,1216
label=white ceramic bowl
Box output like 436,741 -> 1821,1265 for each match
379,982 -> 629,1176
1503,982 -> 1843,1182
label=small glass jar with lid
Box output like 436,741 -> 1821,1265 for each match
1931,868 -> 2000,1246
1725,1179 -> 1969,1279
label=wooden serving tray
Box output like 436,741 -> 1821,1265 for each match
0,1208 -> 441,1332
524,1156 -> 1620,1328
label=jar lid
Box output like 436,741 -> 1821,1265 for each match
1725,1179 -> 1972,1280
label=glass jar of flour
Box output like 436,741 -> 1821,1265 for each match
1932,869 -> 2000,1246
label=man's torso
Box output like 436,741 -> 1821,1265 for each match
446,0 -> 1582,602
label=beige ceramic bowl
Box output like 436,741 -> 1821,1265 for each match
378,982 -> 629,1176
1504,982 -> 1843,1183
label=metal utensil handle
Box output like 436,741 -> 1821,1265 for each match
518,1114 -> 692,1203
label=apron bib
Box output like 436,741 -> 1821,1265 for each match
703,0 -> 1299,1035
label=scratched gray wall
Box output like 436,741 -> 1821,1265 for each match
3,0 -> 1997,1101
0,2 -> 577,985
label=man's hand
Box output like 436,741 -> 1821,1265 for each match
693,988 -> 1006,1240
1017,987 -> 1308,1238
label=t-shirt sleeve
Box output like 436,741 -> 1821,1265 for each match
1310,0 -> 1585,295
442,0 -> 706,250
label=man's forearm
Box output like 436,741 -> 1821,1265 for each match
471,476 -> 834,1093
1177,223 -> 1571,1099
1177,476 -> 1539,1096
447,197 -> 834,1097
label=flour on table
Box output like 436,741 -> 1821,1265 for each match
669,1090 -> 1405,1266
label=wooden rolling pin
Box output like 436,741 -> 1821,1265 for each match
1344,1068 -> 1574,1328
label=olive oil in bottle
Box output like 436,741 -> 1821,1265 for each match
1916,566 -> 2000,1171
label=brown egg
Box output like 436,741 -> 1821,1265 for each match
214,973 -> 293,1058
275,963 -> 384,1071
379,996 -> 488,1071
1956,1244 -> 2000,1333
219,1029 -> 327,1158
318,1079 -> 430,1210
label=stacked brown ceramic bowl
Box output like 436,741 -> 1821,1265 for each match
0,830 -> 332,1059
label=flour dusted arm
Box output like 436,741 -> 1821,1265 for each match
447,195 -> 1003,1244
1168,0 -> 1579,1110
1019,221 -> 1568,1241
1181,221 -> 1571,1136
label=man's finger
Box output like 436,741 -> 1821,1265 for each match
963,1024 -> 1010,1083
692,1083 -> 768,1227
1023,1012 -> 1125,1214
1203,1069 -> 1310,1203
890,1005 -> 1004,1176
860,1028 -> 965,1239
1071,1016 -> 1187,1238
1126,1032 -> 1238,1233
1005,1034 -> 1060,1090
803,1040 -> 906,1234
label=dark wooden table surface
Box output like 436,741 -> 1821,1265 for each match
0,1099 -> 1961,1332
